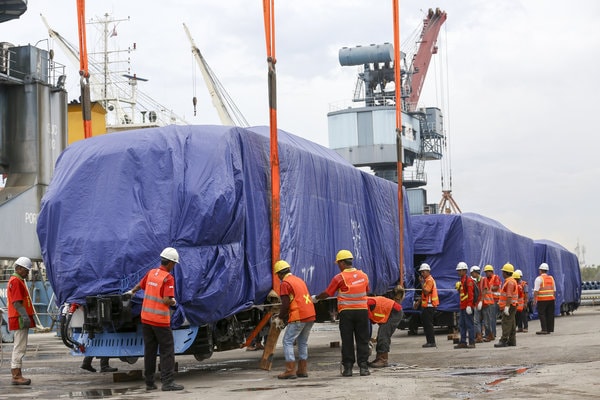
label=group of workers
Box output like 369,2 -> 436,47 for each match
273,249 -> 404,379
430,260 -> 557,350
5,250 -> 557,388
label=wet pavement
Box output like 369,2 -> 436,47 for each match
1,307 -> 600,399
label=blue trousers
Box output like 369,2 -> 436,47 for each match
458,308 -> 475,344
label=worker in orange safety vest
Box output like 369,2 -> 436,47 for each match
481,264 -> 501,342
494,263 -> 518,347
366,287 -> 404,368
418,263 -> 439,348
533,263 -> 556,335
513,269 -> 529,333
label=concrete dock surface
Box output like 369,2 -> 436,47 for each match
1,306 -> 599,399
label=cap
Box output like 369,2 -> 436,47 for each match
335,249 -> 353,263
273,260 -> 291,274
14,257 -> 32,270
418,263 -> 430,271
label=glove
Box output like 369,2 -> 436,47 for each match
123,290 -> 134,299
171,298 -> 177,306
455,281 -> 461,290
21,316 -> 31,330
503,306 -> 510,316
273,317 -> 286,330
311,295 -> 319,304
466,306 -> 472,315
477,301 -> 483,311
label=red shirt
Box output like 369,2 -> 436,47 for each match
7,274 -> 36,331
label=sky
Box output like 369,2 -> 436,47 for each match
2,0 -> 599,265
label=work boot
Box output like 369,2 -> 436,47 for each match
277,361 -> 297,379
341,363 -> 353,377
11,368 -> 31,385
296,359 -> 308,378
475,333 -> 483,343
359,363 -> 370,376
494,341 -> 508,348
369,352 -> 388,368
454,343 -> 467,349
80,356 -> 97,373
483,333 -> 494,342
100,358 -> 118,373
161,382 -> 184,391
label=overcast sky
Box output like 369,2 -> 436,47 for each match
3,0 -> 599,266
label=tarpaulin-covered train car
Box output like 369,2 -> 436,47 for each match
36,124 -> 412,358
403,212 -> 580,330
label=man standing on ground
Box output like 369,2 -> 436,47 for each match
366,287 -> 404,368
125,247 -> 184,391
454,262 -> 476,349
494,263 -> 518,347
481,265 -> 501,342
533,263 -> 556,335
513,270 -> 529,333
470,266 -> 484,343
418,263 -> 439,348
314,250 -> 371,377
273,260 -> 316,379
7,257 -> 35,385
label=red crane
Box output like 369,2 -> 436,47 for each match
404,8 -> 447,112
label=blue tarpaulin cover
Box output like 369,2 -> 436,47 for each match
37,125 -> 412,326
406,213 -> 580,314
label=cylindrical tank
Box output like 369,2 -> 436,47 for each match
339,43 -> 394,66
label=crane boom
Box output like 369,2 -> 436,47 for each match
405,8 -> 447,112
183,23 -> 248,127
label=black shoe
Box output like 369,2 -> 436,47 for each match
494,341 -> 508,348
162,382 -> 184,391
146,383 -> 158,391
80,364 -> 96,373
341,364 -> 353,377
508,342 -> 516,346
422,342 -> 436,348
100,366 -> 118,373
536,331 -> 549,335
359,366 -> 370,376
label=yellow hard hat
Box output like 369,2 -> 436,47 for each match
501,263 -> 514,273
512,271 -> 522,279
273,260 -> 291,274
483,265 -> 494,272
335,249 -> 353,263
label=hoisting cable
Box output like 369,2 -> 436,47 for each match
262,0 -> 281,295
392,0 -> 405,287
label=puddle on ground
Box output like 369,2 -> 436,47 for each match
230,384 -> 327,392
65,388 -> 134,398
449,366 -> 530,391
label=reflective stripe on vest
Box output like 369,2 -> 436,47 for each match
337,269 -> 368,311
284,274 -> 316,322
481,277 -> 495,305
369,296 -> 396,324
538,274 -> 556,301
421,275 -> 439,308
141,268 -> 171,326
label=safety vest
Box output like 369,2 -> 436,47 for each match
487,274 -> 502,302
421,275 -> 439,308
498,277 -> 518,308
368,296 -> 397,324
283,274 -> 316,322
141,268 -> 172,327
481,276 -> 495,305
7,273 -> 36,331
538,274 -> 556,301
337,269 -> 368,312
459,275 -> 474,309
516,282 -> 524,311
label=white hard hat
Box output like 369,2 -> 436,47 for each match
456,261 -> 468,271
470,265 -> 480,273
14,257 -> 32,270
418,263 -> 431,271
160,247 -> 179,263
539,262 -> 549,271
515,269 -> 523,276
